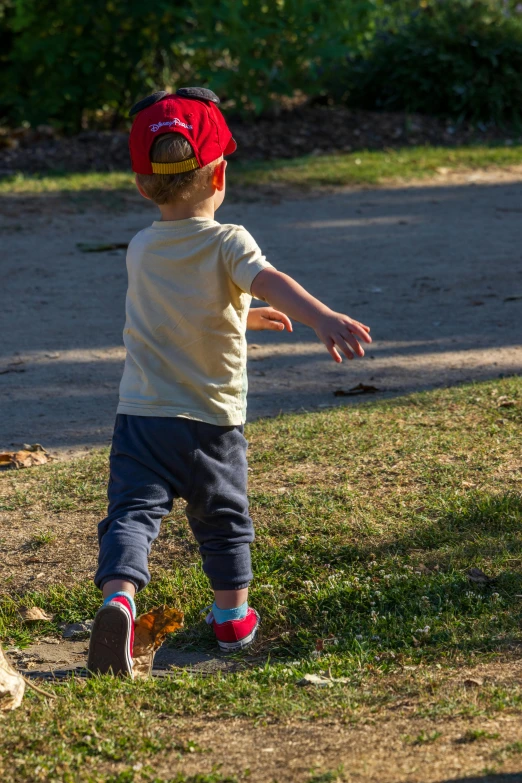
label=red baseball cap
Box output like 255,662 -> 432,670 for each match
129,87 -> 237,175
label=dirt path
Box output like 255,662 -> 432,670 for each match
1,173 -> 521,458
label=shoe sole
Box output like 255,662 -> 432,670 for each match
216,622 -> 259,652
87,604 -> 134,677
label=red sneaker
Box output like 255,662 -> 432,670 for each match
87,596 -> 134,677
206,607 -> 260,652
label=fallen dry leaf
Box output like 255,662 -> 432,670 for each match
0,644 -> 25,711
297,672 -> 350,688
0,366 -> 25,375
334,383 -> 381,397
297,673 -> 333,688
315,635 -> 339,652
77,241 -> 128,253
19,607 -> 53,622
0,444 -> 51,470
496,396 -> 516,408
467,567 -> 496,585
463,678 -> 483,688
132,606 -> 183,679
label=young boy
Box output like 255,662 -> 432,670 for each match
88,87 -> 371,676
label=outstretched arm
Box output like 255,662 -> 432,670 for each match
251,268 -> 371,363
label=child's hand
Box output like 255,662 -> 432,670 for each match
313,310 -> 371,363
247,307 -> 293,332
250,269 -> 370,360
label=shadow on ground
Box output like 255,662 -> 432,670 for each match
444,775 -> 522,783
0,178 -> 521,455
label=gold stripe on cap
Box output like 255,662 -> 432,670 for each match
151,157 -> 199,174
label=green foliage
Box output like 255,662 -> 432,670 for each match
0,0 -> 374,131
2,1 -> 522,139
1,0 -> 191,131
334,0 -> 522,124
180,0 -> 375,115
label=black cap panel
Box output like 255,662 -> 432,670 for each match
129,91 -> 169,118
176,87 -> 220,104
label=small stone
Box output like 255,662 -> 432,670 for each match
60,620 -> 94,639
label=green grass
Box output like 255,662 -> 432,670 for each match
29,530 -> 57,548
457,729 -> 500,744
1,378 -> 521,781
0,170 -> 135,195
1,144 -> 521,197
2,377 -> 521,660
233,143 -> 522,188
404,730 -> 442,746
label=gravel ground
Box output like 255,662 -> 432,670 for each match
0,170 -> 521,458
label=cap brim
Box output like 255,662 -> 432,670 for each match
224,137 -> 237,156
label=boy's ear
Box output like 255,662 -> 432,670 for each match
211,160 -> 227,192
135,174 -> 151,200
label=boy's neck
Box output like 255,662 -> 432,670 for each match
158,195 -> 215,222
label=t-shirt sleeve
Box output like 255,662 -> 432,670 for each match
221,225 -> 274,294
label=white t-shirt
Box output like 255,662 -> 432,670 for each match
117,217 -> 273,425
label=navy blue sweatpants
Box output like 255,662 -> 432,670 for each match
95,415 -> 254,592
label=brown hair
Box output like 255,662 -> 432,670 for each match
136,133 -> 216,205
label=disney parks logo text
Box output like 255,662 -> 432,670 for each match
149,118 -> 193,132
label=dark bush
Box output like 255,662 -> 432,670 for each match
0,0 -> 374,132
334,0 -> 522,124
2,0 -> 522,131
0,0 -> 193,132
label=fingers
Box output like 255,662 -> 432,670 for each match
323,331 -> 365,361
264,318 -> 285,331
342,330 -> 366,358
318,312 -> 372,361
264,308 -> 292,332
333,333 -> 356,360
350,317 -> 371,333
326,338 -> 343,363
346,320 -> 372,343
248,307 -> 290,331
272,311 -> 293,332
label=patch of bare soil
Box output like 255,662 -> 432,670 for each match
9,638 -> 254,677
0,105 -> 519,174
0,506 -> 192,593
158,713 -> 522,783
